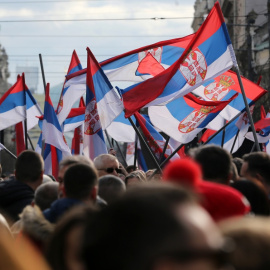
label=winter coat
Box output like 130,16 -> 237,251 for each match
0,179 -> 34,222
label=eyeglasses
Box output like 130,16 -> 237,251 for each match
98,167 -> 122,174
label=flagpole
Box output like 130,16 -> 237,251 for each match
0,144 -> 17,160
235,67 -> 260,151
114,139 -> 128,168
160,143 -> 183,168
128,117 -> 162,172
149,143 -> 184,180
39,54 -> 47,157
39,54 -> 47,93
22,74 -> 28,150
104,130 -> 113,149
0,130 -> 3,163
24,120 -> 28,150
250,142 -> 256,153
203,110 -> 243,145
221,119 -> 226,148
230,129 -> 240,153
133,135 -> 138,169
159,135 -> 170,164
27,134 -> 35,150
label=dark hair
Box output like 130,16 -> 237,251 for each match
82,184 -> 197,270
194,145 -> 232,184
46,205 -> 96,270
231,180 -> 270,216
124,173 -> 143,186
126,165 -> 137,173
98,175 -> 125,204
242,152 -> 270,185
15,150 -> 44,183
64,164 -> 98,200
34,182 -> 59,211
232,157 -> 244,176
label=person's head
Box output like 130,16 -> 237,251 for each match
232,157 -> 243,177
58,155 -> 94,198
230,180 -> 270,216
125,173 -> 145,187
193,145 -> 233,185
163,158 -> 202,188
219,217 -> 270,270
126,165 -> 137,174
81,184 -> 227,270
15,150 -> 44,190
241,152 -> 270,194
34,182 -> 59,211
230,162 -> 239,182
98,175 -> 126,204
162,159 -> 250,222
46,205 -> 96,270
93,154 -> 120,177
63,163 -> 98,203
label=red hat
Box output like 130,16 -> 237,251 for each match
197,181 -> 250,222
162,158 -> 250,222
163,158 -> 201,188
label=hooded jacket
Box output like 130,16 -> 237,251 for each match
0,178 -> 34,222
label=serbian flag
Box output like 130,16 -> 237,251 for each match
43,144 -> 64,177
65,34 -> 195,88
245,107 -> 270,144
83,47 -> 108,159
149,93 -> 238,144
106,111 -> 136,143
63,107 -> 85,132
56,50 -> 83,126
71,97 -> 85,155
118,2 -> 237,117
42,83 -> 71,156
0,74 -> 42,130
202,106 -> 254,154
192,70 -> 267,126
71,125 -> 84,155
15,122 -> 26,155
64,50 -> 124,130
134,112 -> 179,161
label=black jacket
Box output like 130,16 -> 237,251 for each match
0,178 -> 34,222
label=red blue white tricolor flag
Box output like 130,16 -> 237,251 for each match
134,112 -> 179,161
42,83 -> 71,156
106,111 -> 136,143
0,74 -> 42,131
202,106 -> 254,154
56,50 -> 83,126
71,97 -> 85,155
119,2 -> 237,117
66,34 -> 195,85
64,50 -> 124,129
193,70 -> 266,130
83,47 -> 108,159
149,93 -> 238,144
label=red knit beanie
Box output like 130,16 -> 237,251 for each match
162,158 -> 250,222
163,158 -> 201,188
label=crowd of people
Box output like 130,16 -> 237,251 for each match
0,144 -> 270,270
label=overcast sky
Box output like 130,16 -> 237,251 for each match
0,0 -> 196,96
